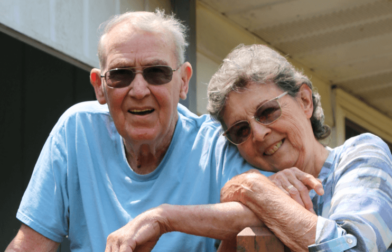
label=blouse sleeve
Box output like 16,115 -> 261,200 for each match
309,134 -> 392,252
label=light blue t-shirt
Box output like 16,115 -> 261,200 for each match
17,101 -> 263,252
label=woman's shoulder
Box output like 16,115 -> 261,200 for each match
332,133 -> 392,174
341,133 -> 391,155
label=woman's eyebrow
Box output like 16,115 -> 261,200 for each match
255,99 -> 269,110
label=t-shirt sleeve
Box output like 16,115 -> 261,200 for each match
309,134 -> 392,252
17,125 -> 70,242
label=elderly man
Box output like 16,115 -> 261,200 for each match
5,10 -> 263,252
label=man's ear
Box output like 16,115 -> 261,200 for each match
298,84 -> 313,119
179,62 -> 192,100
90,68 -> 107,104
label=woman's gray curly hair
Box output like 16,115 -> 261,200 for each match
207,44 -> 330,140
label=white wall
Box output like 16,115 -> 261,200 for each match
0,0 -> 171,68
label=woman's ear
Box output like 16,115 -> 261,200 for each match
90,68 -> 107,104
179,62 -> 192,100
298,84 -> 314,119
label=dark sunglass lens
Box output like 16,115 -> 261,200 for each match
255,100 -> 281,124
107,69 -> 135,88
143,66 -> 172,85
227,121 -> 251,144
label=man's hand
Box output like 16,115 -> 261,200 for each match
268,167 -> 324,213
105,207 -> 170,252
105,202 -> 263,251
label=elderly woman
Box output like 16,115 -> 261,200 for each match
207,44 -> 392,251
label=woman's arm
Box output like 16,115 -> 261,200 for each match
222,134 -> 392,252
105,202 -> 263,252
309,134 -> 392,251
221,170 -> 318,252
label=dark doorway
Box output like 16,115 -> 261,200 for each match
0,31 -> 95,251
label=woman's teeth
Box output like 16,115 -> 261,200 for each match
264,140 -> 283,156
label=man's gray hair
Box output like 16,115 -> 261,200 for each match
207,44 -> 330,140
98,9 -> 188,69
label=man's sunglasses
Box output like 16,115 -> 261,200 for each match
100,65 -> 180,88
223,92 -> 288,145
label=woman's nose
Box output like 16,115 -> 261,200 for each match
251,121 -> 271,143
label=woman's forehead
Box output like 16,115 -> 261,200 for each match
223,83 -> 282,124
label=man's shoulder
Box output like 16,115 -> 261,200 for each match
177,103 -> 220,130
64,101 -> 109,116
51,101 -> 110,134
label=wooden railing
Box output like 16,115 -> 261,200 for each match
237,227 -> 290,252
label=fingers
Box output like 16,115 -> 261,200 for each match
106,232 -> 136,252
301,174 -> 324,196
278,177 -> 306,208
288,178 -> 314,211
269,168 -> 321,212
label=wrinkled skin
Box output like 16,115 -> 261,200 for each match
221,170 -> 319,252
104,203 -> 262,252
268,167 -> 324,213
105,208 -> 168,252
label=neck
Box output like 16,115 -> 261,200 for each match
123,118 -> 177,175
303,139 -> 330,178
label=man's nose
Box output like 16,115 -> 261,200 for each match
128,73 -> 151,99
251,121 -> 271,143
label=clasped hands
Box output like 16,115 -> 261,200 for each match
221,168 -> 324,213
105,167 -> 324,251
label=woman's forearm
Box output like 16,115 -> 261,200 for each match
222,173 -> 317,251
160,202 -> 263,240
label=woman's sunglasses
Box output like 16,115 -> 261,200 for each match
223,92 -> 288,145
101,65 -> 180,88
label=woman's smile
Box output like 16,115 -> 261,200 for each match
264,139 -> 284,156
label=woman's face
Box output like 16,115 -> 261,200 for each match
221,82 -> 315,172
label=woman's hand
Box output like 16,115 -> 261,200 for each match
221,169 -> 318,251
221,170 -> 266,204
268,167 -> 324,213
105,206 -> 170,252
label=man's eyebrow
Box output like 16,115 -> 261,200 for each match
108,59 -> 134,69
143,59 -> 169,66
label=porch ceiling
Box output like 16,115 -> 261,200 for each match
200,0 -> 392,118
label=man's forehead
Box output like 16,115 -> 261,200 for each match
103,22 -> 176,66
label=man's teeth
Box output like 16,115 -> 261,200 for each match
264,140 -> 283,156
129,109 -> 154,115
131,109 -> 152,113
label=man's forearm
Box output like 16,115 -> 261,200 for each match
160,202 -> 263,240
6,225 -> 59,252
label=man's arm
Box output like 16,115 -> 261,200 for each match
5,224 -> 59,252
105,202 -> 263,252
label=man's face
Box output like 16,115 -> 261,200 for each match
94,23 -> 189,146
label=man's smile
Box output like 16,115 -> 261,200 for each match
128,108 -> 155,115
